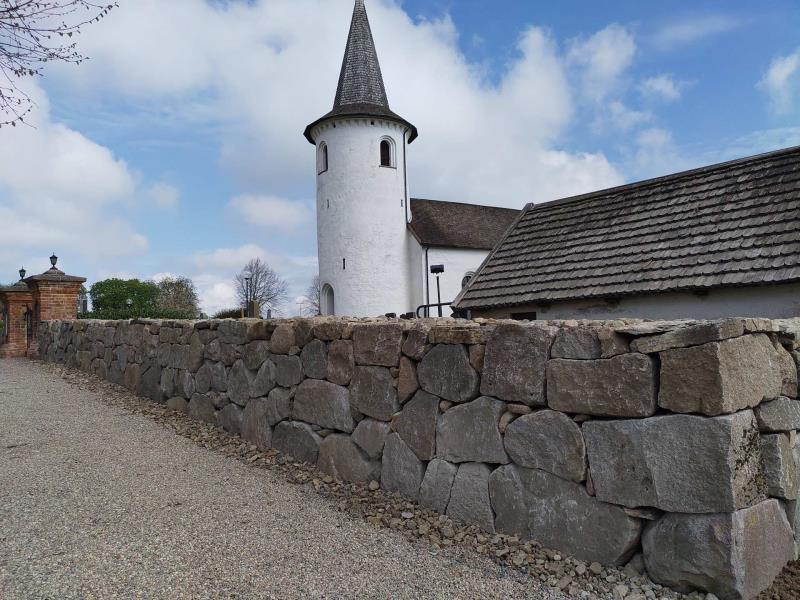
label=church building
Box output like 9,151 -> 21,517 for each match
304,0 -> 518,317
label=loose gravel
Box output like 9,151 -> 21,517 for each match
1,358 -> 794,599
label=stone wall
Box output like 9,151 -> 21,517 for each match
38,316 -> 800,600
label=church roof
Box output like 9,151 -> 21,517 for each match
408,198 -> 520,250
304,0 -> 418,144
454,145 -> 800,310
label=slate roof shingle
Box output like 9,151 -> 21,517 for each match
304,0 -> 418,144
408,199 -> 520,250
454,146 -> 800,310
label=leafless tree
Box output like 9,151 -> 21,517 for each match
0,1 -> 118,128
235,258 -> 288,316
302,275 -> 321,316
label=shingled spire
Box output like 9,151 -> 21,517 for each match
334,0 -> 389,108
304,0 -> 417,144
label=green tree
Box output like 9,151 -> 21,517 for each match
89,278 -> 160,314
156,276 -> 200,318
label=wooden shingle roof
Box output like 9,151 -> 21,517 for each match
454,146 -> 800,310
408,199 -> 520,250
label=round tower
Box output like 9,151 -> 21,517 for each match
304,0 -> 418,317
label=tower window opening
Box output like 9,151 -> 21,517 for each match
462,271 -> 476,289
380,137 -> 395,168
318,143 -> 329,174
343,258 -> 346,270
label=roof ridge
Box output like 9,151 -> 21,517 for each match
410,197 -> 520,212
528,144 -> 800,212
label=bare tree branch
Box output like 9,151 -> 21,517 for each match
0,0 -> 118,128
301,275 -> 321,316
234,258 -> 288,317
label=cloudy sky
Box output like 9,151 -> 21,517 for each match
1,0 -> 799,315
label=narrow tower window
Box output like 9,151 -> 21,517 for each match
318,143 -> 329,174
379,137 -> 395,168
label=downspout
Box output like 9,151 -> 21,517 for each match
424,246 -> 430,317
403,130 -> 409,223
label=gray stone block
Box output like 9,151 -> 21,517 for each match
240,397 -> 273,451
227,360 -> 254,407
250,358 -> 277,398
417,344 -> 479,404
273,355 -> 304,388
584,411 -> 764,513
293,379 -> 354,433
504,410 -> 586,482
187,333 -> 205,372
419,459 -> 458,513
327,340 -> 354,385
551,327 -> 603,359
762,433 -> 799,500
273,421 -> 322,464
481,323 -> 555,405
436,397 -> 509,464
394,390 -> 438,461
270,323 -> 295,355
381,433 -> 425,500
189,393 -> 216,424
397,356 -> 418,403
353,323 -> 403,367
301,339 -> 328,380
243,340 -> 271,371
210,361 -> 227,392
166,397 -> 188,413
447,463 -> 495,532
352,418 -> 391,459
659,334 -> 784,416
489,465 -> 641,565
317,434 -> 381,483
217,320 -> 248,345
216,403 -> 243,435
643,499 -> 795,600
631,319 -> 746,354
402,324 -> 430,360
547,354 -> 657,417
350,366 -> 399,422
194,363 -> 212,394
754,396 -> 800,432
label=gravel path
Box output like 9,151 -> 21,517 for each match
0,358 -> 567,600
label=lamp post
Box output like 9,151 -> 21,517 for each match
18,267 -> 26,281
430,264 -> 444,317
50,253 -> 58,268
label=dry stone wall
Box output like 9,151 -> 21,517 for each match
38,316 -> 800,600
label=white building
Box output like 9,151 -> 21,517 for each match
304,0 -> 518,317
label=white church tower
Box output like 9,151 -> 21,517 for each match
304,0 -> 419,317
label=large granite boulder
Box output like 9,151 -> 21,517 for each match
194,363 -> 212,394
301,339 -> 328,380
273,421 -> 322,464
762,433 -> 799,500
547,354 -> 657,417
631,320 -> 745,354
402,324 -> 430,360
755,397 -> 800,432
293,379 -> 354,433
273,355 -> 304,388
217,320 -> 248,345
419,459 -> 458,513
489,465 -> 641,565
381,433 -> 425,500
397,356 -> 418,404
353,323 -> 403,367
643,499 -> 795,600
327,340 -> 354,385
317,434 -> 381,483
584,411 -> 764,513
240,398 -> 273,450
504,410 -> 586,482
417,344 -> 479,403
210,361 -> 227,392
243,340 -> 271,371
659,334 -> 784,416
350,366 -> 399,422
227,360 -> 254,407
352,418 -> 391,459
481,323 -> 555,405
189,393 -> 216,424
551,327 -> 628,359
436,397 -> 509,464
216,403 -> 243,435
250,358 -> 277,398
394,390 -> 438,461
446,463 -> 495,532
269,323 -> 296,355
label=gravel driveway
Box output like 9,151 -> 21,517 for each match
0,358 -> 567,600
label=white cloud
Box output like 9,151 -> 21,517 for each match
147,183 -> 181,210
652,15 -> 739,50
631,127 -> 692,179
640,75 -> 685,102
758,49 -> 800,115
606,101 -> 652,131
229,195 -> 312,230
568,24 -> 636,102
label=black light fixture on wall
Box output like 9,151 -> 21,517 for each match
50,253 -> 58,268
18,267 -> 26,281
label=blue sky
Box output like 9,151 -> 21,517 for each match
1,0 -> 798,314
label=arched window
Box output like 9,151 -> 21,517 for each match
379,137 -> 395,168
321,284 -> 335,316
461,271 -> 476,289
318,143 -> 328,174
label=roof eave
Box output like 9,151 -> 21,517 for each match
304,111 -> 418,145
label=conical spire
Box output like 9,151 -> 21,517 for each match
334,0 -> 389,109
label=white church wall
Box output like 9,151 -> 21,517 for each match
424,247 -> 489,314
473,282 -> 800,320
314,117 -> 414,317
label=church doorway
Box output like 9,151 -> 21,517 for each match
321,284 -> 335,316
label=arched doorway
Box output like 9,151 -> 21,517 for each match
321,284 -> 335,316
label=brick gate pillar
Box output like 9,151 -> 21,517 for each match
0,282 -> 35,358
